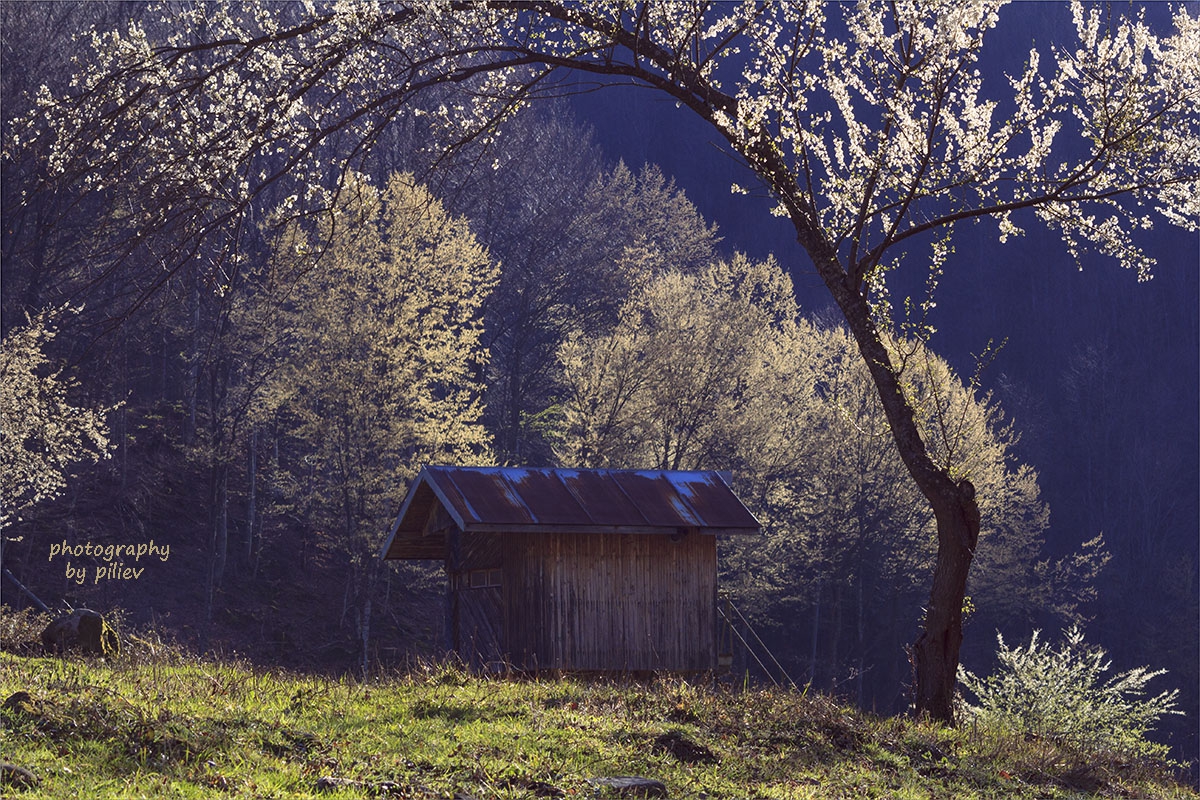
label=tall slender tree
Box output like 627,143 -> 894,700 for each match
250,172 -> 496,672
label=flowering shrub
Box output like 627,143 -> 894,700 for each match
958,626 -> 1181,758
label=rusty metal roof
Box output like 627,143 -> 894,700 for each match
381,466 -> 760,560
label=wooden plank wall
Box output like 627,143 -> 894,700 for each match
457,585 -> 503,668
503,531 -> 717,672
449,530 -> 504,668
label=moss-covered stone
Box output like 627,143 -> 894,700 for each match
40,610 -> 120,657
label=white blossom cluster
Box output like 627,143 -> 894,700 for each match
492,0 -> 1197,288
18,0 -> 1199,291
21,1 -> 517,283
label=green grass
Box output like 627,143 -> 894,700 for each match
1,639 -> 1195,798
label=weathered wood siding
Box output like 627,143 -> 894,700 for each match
448,530 -> 504,668
503,531 -> 717,672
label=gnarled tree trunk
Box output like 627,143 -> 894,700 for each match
911,481 -> 980,722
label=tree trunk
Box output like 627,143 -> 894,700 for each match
828,581 -> 842,693
246,427 -> 257,566
910,480 -> 980,722
360,594 -> 372,680
359,563 -> 376,680
185,282 -> 200,446
809,581 -> 822,685
856,569 -> 865,705
789,243 -> 982,723
119,324 -> 129,493
507,347 -> 524,461
207,461 -> 229,623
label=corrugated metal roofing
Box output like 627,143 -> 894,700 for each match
381,466 -> 760,560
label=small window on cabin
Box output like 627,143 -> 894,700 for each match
467,569 -> 501,589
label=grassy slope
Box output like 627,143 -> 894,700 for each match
1,648 -> 1195,800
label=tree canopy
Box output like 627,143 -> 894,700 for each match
555,254 -> 1107,700
248,171 -> 496,668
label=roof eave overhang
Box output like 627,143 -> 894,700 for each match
379,466 -> 472,560
458,523 -> 761,536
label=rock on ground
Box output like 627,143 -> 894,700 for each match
40,609 -> 121,657
588,776 -> 668,798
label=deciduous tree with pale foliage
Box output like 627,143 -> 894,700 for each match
0,308 -> 114,528
247,171 -> 496,674
557,255 -> 1107,700
21,0 -> 1199,721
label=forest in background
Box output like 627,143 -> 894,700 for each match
1,1 -> 1196,763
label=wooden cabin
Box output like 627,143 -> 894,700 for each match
380,466 -> 760,673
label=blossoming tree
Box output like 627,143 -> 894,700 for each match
20,0 -> 1199,721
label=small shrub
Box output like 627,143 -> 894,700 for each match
958,625 -> 1181,759
0,605 -> 49,655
